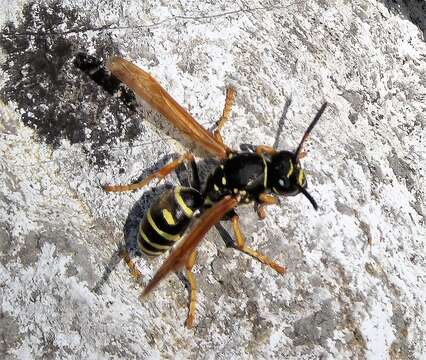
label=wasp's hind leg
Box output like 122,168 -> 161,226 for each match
103,153 -> 194,192
230,214 -> 286,274
185,251 -> 198,328
119,248 -> 144,283
213,87 -> 236,145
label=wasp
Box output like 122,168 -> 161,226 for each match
102,57 -> 327,327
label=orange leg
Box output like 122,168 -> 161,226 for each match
231,215 -> 285,274
255,145 -> 277,156
257,205 -> 267,220
257,193 -> 279,219
119,249 -> 144,283
259,193 -> 278,205
185,251 -> 198,328
103,153 -> 194,192
213,87 -> 236,144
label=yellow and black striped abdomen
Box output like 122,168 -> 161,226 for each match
138,186 -> 203,256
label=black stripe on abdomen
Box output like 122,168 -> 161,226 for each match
137,187 -> 201,257
138,210 -> 191,257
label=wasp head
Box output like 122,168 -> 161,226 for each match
268,102 -> 328,210
269,151 -> 317,209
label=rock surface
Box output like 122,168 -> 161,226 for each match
0,0 -> 425,358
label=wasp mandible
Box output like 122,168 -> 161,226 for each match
102,57 -> 327,327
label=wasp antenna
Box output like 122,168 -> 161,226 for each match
295,102 -> 328,161
299,186 -> 318,210
273,97 -> 292,150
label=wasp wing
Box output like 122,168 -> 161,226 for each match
108,56 -> 229,159
142,196 -> 238,297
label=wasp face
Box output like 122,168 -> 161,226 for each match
269,151 -> 317,209
269,151 -> 301,195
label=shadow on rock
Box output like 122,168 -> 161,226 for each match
383,0 -> 426,39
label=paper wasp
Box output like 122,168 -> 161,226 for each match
102,57 -> 327,327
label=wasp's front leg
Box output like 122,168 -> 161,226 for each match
255,145 -> 277,156
256,193 -> 279,220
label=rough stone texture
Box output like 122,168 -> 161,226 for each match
0,0 -> 425,359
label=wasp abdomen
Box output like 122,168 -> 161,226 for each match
138,186 -> 203,256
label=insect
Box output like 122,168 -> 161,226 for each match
102,56 -> 327,327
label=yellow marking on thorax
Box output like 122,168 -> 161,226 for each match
261,155 -> 268,188
222,177 -> 227,185
214,184 -> 219,191
147,209 -> 180,241
298,170 -> 305,186
174,186 -> 193,217
287,160 -> 294,177
162,209 -> 176,225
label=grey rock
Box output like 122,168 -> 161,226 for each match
0,0 -> 425,358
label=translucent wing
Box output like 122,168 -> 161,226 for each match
142,196 -> 238,296
108,56 -> 229,159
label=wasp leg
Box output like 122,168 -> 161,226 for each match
119,248 -> 144,283
255,145 -> 277,156
185,251 -> 198,328
103,153 -> 194,192
213,87 -> 236,144
257,193 -> 279,220
231,215 -> 286,274
257,205 -> 267,220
